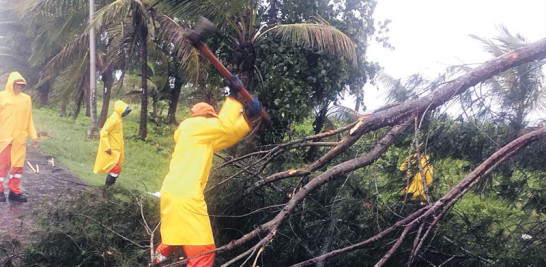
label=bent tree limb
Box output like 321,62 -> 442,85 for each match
218,119 -> 413,266
245,38 -> 546,194
291,125 -> 546,267
166,38 -> 546,266
166,120 -> 412,267
219,38 -> 546,265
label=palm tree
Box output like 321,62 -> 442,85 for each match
90,0 -> 157,140
22,0 -> 195,138
24,0 -> 360,142
157,0 -> 359,143
30,0 -> 158,140
92,0 -> 207,139
471,25 -> 545,140
158,0 -> 357,87
17,0 -> 114,115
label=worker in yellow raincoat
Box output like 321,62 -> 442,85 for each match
154,84 -> 261,266
93,100 -> 131,186
400,153 -> 434,202
0,71 -> 39,202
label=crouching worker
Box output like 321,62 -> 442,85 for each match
0,71 -> 40,202
93,100 -> 131,186
154,85 -> 261,266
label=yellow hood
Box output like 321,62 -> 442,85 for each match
113,100 -> 129,117
4,71 -> 26,94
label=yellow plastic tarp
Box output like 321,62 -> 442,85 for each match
0,71 -> 37,167
160,97 -> 251,245
93,100 -> 128,174
400,154 -> 433,201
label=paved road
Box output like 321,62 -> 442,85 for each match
0,146 -> 88,243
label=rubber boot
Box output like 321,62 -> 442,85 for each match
105,174 -> 117,186
0,192 -> 5,202
8,191 -> 27,202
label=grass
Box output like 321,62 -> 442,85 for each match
32,103 -> 189,192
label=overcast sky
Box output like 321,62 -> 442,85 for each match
361,0 -> 546,112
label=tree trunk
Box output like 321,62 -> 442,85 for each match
167,73 -> 183,125
138,32 -> 148,141
84,77 -> 91,117
305,102 -> 329,161
353,83 -> 363,112
38,82 -> 50,106
87,0 -> 98,139
152,92 -> 159,118
98,69 -> 114,127
60,103 -> 67,117
73,74 -> 87,119
74,87 -> 85,119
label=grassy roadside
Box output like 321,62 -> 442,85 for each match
32,105 -> 185,192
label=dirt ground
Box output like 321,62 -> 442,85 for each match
0,146 -> 88,243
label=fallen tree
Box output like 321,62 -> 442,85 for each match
163,38 -> 546,266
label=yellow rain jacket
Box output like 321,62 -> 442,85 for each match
160,97 -> 251,245
93,100 -> 129,174
0,72 -> 37,167
400,154 -> 433,201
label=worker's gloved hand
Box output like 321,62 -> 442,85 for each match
225,74 -> 244,97
247,96 -> 262,118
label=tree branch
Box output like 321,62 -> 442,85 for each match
291,125 -> 546,266
245,38 -> 546,194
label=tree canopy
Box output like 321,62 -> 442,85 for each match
0,0 -> 544,266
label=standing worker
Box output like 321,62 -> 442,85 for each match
0,71 -> 40,202
400,151 -> 434,203
93,100 -> 131,186
154,84 -> 261,266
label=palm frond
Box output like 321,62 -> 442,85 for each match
155,14 -> 204,85
28,0 -> 85,16
27,0 -> 113,18
155,0 -> 248,25
328,105 -> 360,124
104,22 -> 137,71
49,53 -> 89,104
41,33 -> 89,77
470,34 -> 503,57
258,22 -> 357,66
473,26 -> 545,123
91,0 -> 134,31
29,12 -> 89,66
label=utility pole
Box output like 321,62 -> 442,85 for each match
87,0 -> 99,139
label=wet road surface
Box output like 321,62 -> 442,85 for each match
0,146 -> 87,243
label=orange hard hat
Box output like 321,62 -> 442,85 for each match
190,102 -> 218,118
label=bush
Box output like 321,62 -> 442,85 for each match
21,187 -> 159,267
